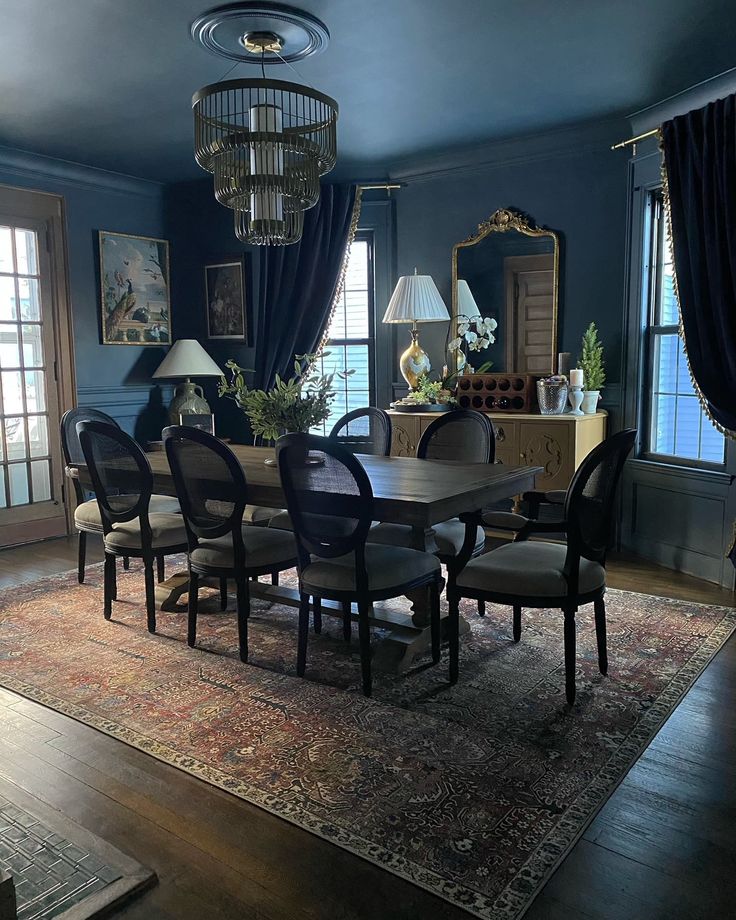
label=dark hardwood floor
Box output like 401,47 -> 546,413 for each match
0,535 -> 734,919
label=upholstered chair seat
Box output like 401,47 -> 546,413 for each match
301,544 -> 441,596
367,519 -> 486,557
104,512 -> 188,554
189,525 -> 296,571
456,541 -> 606,599
74,494 -> 180,532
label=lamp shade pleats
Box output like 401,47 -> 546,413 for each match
456,279 -> 482,319
383,274 -> 450,324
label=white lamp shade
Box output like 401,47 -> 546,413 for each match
382,274 -> 450,324
456,279 -> 481,319
152,339 -> 223,379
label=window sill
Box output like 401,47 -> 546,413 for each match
629,457 -> 733,486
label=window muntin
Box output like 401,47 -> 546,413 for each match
643,193 -> 725,466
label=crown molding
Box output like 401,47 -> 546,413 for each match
0,144 -> 164,199
381,116 -> 629,185
629,67 -> 736,135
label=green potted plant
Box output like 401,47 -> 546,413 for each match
578,322 -> 606,414
218,353 -> 351,464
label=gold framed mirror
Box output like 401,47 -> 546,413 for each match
451,208 -> 560,375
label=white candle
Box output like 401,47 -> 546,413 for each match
570,368 -> 584,387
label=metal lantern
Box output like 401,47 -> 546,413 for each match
192,76 -> 337,245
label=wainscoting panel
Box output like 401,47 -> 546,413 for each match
77,385 -> 173,442
621,459 -> 734,586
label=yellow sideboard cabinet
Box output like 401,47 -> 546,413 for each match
386,410 -> 607,492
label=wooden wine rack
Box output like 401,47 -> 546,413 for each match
455,373 -> 537,413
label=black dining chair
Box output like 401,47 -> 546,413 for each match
77,420 -> 188,632
61,407 -> 179,583
277,433 -> 443,696
329,407 -> 392,456
163,426 -> 298,662
447,428 -> 637,704
367,409 -> 493,588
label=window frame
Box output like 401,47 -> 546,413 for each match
640,189 -> 725,471
311,230 -> 377,435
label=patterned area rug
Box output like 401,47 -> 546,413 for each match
0,562 -> 733,919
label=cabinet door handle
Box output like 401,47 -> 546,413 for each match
496,427 -> 506,442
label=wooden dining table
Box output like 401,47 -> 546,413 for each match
74,444 -> 541,673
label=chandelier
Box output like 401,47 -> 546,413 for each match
191,4 -> 337,245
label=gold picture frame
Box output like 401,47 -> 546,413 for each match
99,230 -> 171,345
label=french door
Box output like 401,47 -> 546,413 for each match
0,187 -> 74,547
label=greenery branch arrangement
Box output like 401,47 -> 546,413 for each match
218,353 -> 352,442
578,322 -> 606,391
401,372 -> 457,407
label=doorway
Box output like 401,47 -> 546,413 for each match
504,253 -> 555,374
0,186 -> 75,547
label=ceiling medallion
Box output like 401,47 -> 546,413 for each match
191,3 -> 337,245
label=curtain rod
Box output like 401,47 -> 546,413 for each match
357,183 -> 403,191
610,128 -> 659,151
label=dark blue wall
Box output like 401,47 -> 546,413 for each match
164,178 -> 261,442
390,130 -> 630,417
0,148 -> 171,437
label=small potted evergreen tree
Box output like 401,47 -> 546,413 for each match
578,322 -> 605,414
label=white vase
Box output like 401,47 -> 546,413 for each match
581,390 -> 600,414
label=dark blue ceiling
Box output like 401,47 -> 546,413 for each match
1,0 -> 734,182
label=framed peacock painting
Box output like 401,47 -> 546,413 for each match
99,230 -> 171,345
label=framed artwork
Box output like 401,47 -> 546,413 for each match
99,230 -> 171,345
179,413 -> 215,435
205,258 -> 248,341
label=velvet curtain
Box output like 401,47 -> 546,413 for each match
661,95 -> 736,435
253,183 -> 360,391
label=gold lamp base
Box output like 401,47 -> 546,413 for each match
399,324 -> 431,390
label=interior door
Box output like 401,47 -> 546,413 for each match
504,254 -> 555,374
0,197 -> 70,546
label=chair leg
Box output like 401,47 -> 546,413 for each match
103,552 -> 115,619
123,556 -> 130,570
143,557 -> 156,634
342,601 -> 351,642
156,555 -> 165,583
513,606 -> 521,642
430,582 -> 441,665
297,593 -> 310,677
594,597 -> 608,675
188,570 -> 199,648
563,607 -> 577,705
271,571 -> 279,586
312,597 -> 322,634
219,577 -> 228,611
77,531 -> 87,584
110,554 -> 117,601
235,577 -> 250,663
448,589 -> 460,684
358,599 -> 372,697
477,599 -> 485,617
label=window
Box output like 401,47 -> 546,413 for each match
310,233 -> 375,434
642,191 -> 725,465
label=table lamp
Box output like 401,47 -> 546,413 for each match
456,279 -> 482,320
152,339 -> 223,425
382,270 -> 450,389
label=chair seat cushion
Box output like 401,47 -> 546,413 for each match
243,505 -> 283,525
481,510 -> 529,532
302,544 -> 441,596
456,540 -> 605,599
269,510 -> 355,538
104,512 -> 188,553
367,519 -> 485,557
189,526 -> 297,571
75,494 -> 180,532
